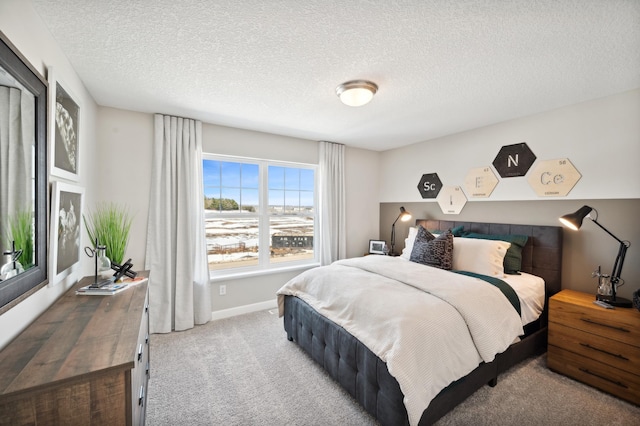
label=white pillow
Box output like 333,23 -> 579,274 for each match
400,226 -> 418,260
452,237 -> 510,277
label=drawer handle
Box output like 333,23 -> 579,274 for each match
578,367 -> 628,389
580,318 -> 630,333
579,343 -> 629,361
139,385 -> 145,406
138,343 -> 144,362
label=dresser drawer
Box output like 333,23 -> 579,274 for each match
548,346 -> 640,405
549,296 -> 640,347
131,291 -> 150,426
549,322 -> 640,376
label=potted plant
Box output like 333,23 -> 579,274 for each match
83,202 -> 133,265
5,209 -> 33,268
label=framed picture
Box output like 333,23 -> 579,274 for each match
368,239 -> 387,255
48,66 -> 80,181
49,181 -> 84,286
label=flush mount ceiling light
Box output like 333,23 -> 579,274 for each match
335,80 -> 378,107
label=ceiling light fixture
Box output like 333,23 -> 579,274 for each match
335,80 -> 378,107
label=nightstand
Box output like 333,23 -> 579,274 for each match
547,289 -> 640,405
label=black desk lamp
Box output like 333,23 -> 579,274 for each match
559,205 -> 632,307
390,206 -> 412,256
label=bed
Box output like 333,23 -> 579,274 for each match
277,220 -> 563,426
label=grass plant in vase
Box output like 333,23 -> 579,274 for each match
6,209 -> 34,268
83,202 -> 133,274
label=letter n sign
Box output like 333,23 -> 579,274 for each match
492,142 -> 536,178
417,173 -> 442,198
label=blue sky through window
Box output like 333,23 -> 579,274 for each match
203,160 -> 314,210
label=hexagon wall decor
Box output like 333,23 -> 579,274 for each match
436,186 -> 467,215
464,166 -> 498,198
417,173 -> 442,199
527,158 -> 581,197
492,142 -> 536,178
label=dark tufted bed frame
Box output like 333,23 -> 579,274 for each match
282,220 -> 563,425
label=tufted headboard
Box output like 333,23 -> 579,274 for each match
415,219 -> 563,297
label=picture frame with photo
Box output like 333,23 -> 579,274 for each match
49,181 -> 84,286
47,66 -> 80,181
368,239 -> 387,255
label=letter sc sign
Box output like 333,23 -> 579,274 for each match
417,173 -> 442,199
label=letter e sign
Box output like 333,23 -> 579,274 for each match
492,142 -> 536,178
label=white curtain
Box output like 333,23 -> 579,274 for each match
0,85 -> 33,232
319,141 -> 346,265
145,114 -> 211,333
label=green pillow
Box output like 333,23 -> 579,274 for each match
428,225 -> 465,237
461,232 -> 528,274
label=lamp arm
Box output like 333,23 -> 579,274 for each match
590,218 -> 624,244
390,213 -> 402,255
610,241 -> 628,291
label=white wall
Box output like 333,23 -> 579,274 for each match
378,90 -> 640,300
380,89 -> 640,202
95,109 -> 381,314
0,0 -> 100,348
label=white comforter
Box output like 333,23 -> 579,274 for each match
276,255 -> 524,426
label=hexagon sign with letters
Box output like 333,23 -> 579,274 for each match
464,166 -> 498,198
436,186 -> 467,215
417,173 -> 442,199
527,158 -> 581,197
492,142 -> 536,178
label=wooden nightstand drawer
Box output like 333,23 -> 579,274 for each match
548,346 -> 640,405
549,291 -> 640,347
549,322 -> 640,376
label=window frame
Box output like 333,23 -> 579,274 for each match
202,153 -> 319,279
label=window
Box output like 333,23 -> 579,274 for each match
202,155 -> 317,274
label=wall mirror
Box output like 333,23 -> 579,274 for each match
0,31 -> 48,313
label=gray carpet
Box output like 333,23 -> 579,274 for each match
146,309 -> 640,425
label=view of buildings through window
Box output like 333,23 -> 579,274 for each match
203,156 -> 316,271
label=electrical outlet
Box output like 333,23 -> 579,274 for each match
219,285 -> 226,296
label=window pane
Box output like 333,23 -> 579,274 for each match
205,217 -> 259,270
241,163 -> 259,188
242,188 -> 258,212
203,160 -> 221,187
300,190 -> 314,212
300,169 -> 314,191
285,190 -> 299,212
269,189 -> 284,213
285,167 -> 300,189
270,216 -> 314,263
268,166 -> 285,190
222,162 -> 241,187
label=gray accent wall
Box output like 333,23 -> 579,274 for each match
380,199 -> 640,301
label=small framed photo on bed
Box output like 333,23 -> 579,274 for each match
369,240 -> 388,255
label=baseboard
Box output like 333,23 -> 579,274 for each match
211,300 -> 278,321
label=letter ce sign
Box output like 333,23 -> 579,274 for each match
492,142 -> 536,178
417,173 -> 442,199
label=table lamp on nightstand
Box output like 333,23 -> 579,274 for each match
390,206 -> 412,256
559,205 -> 633,308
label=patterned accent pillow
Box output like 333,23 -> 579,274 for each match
410,226 -> 453,270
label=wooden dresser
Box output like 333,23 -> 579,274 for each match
0,272 -> 150,425
548,289 -> 640,405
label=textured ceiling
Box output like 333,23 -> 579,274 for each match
32,0 -> 640,151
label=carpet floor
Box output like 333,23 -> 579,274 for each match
146,309 -> 640,425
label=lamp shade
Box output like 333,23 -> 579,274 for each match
559,205 -> 593,231
336,80 -> 378,107
399,206 -> 412,222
